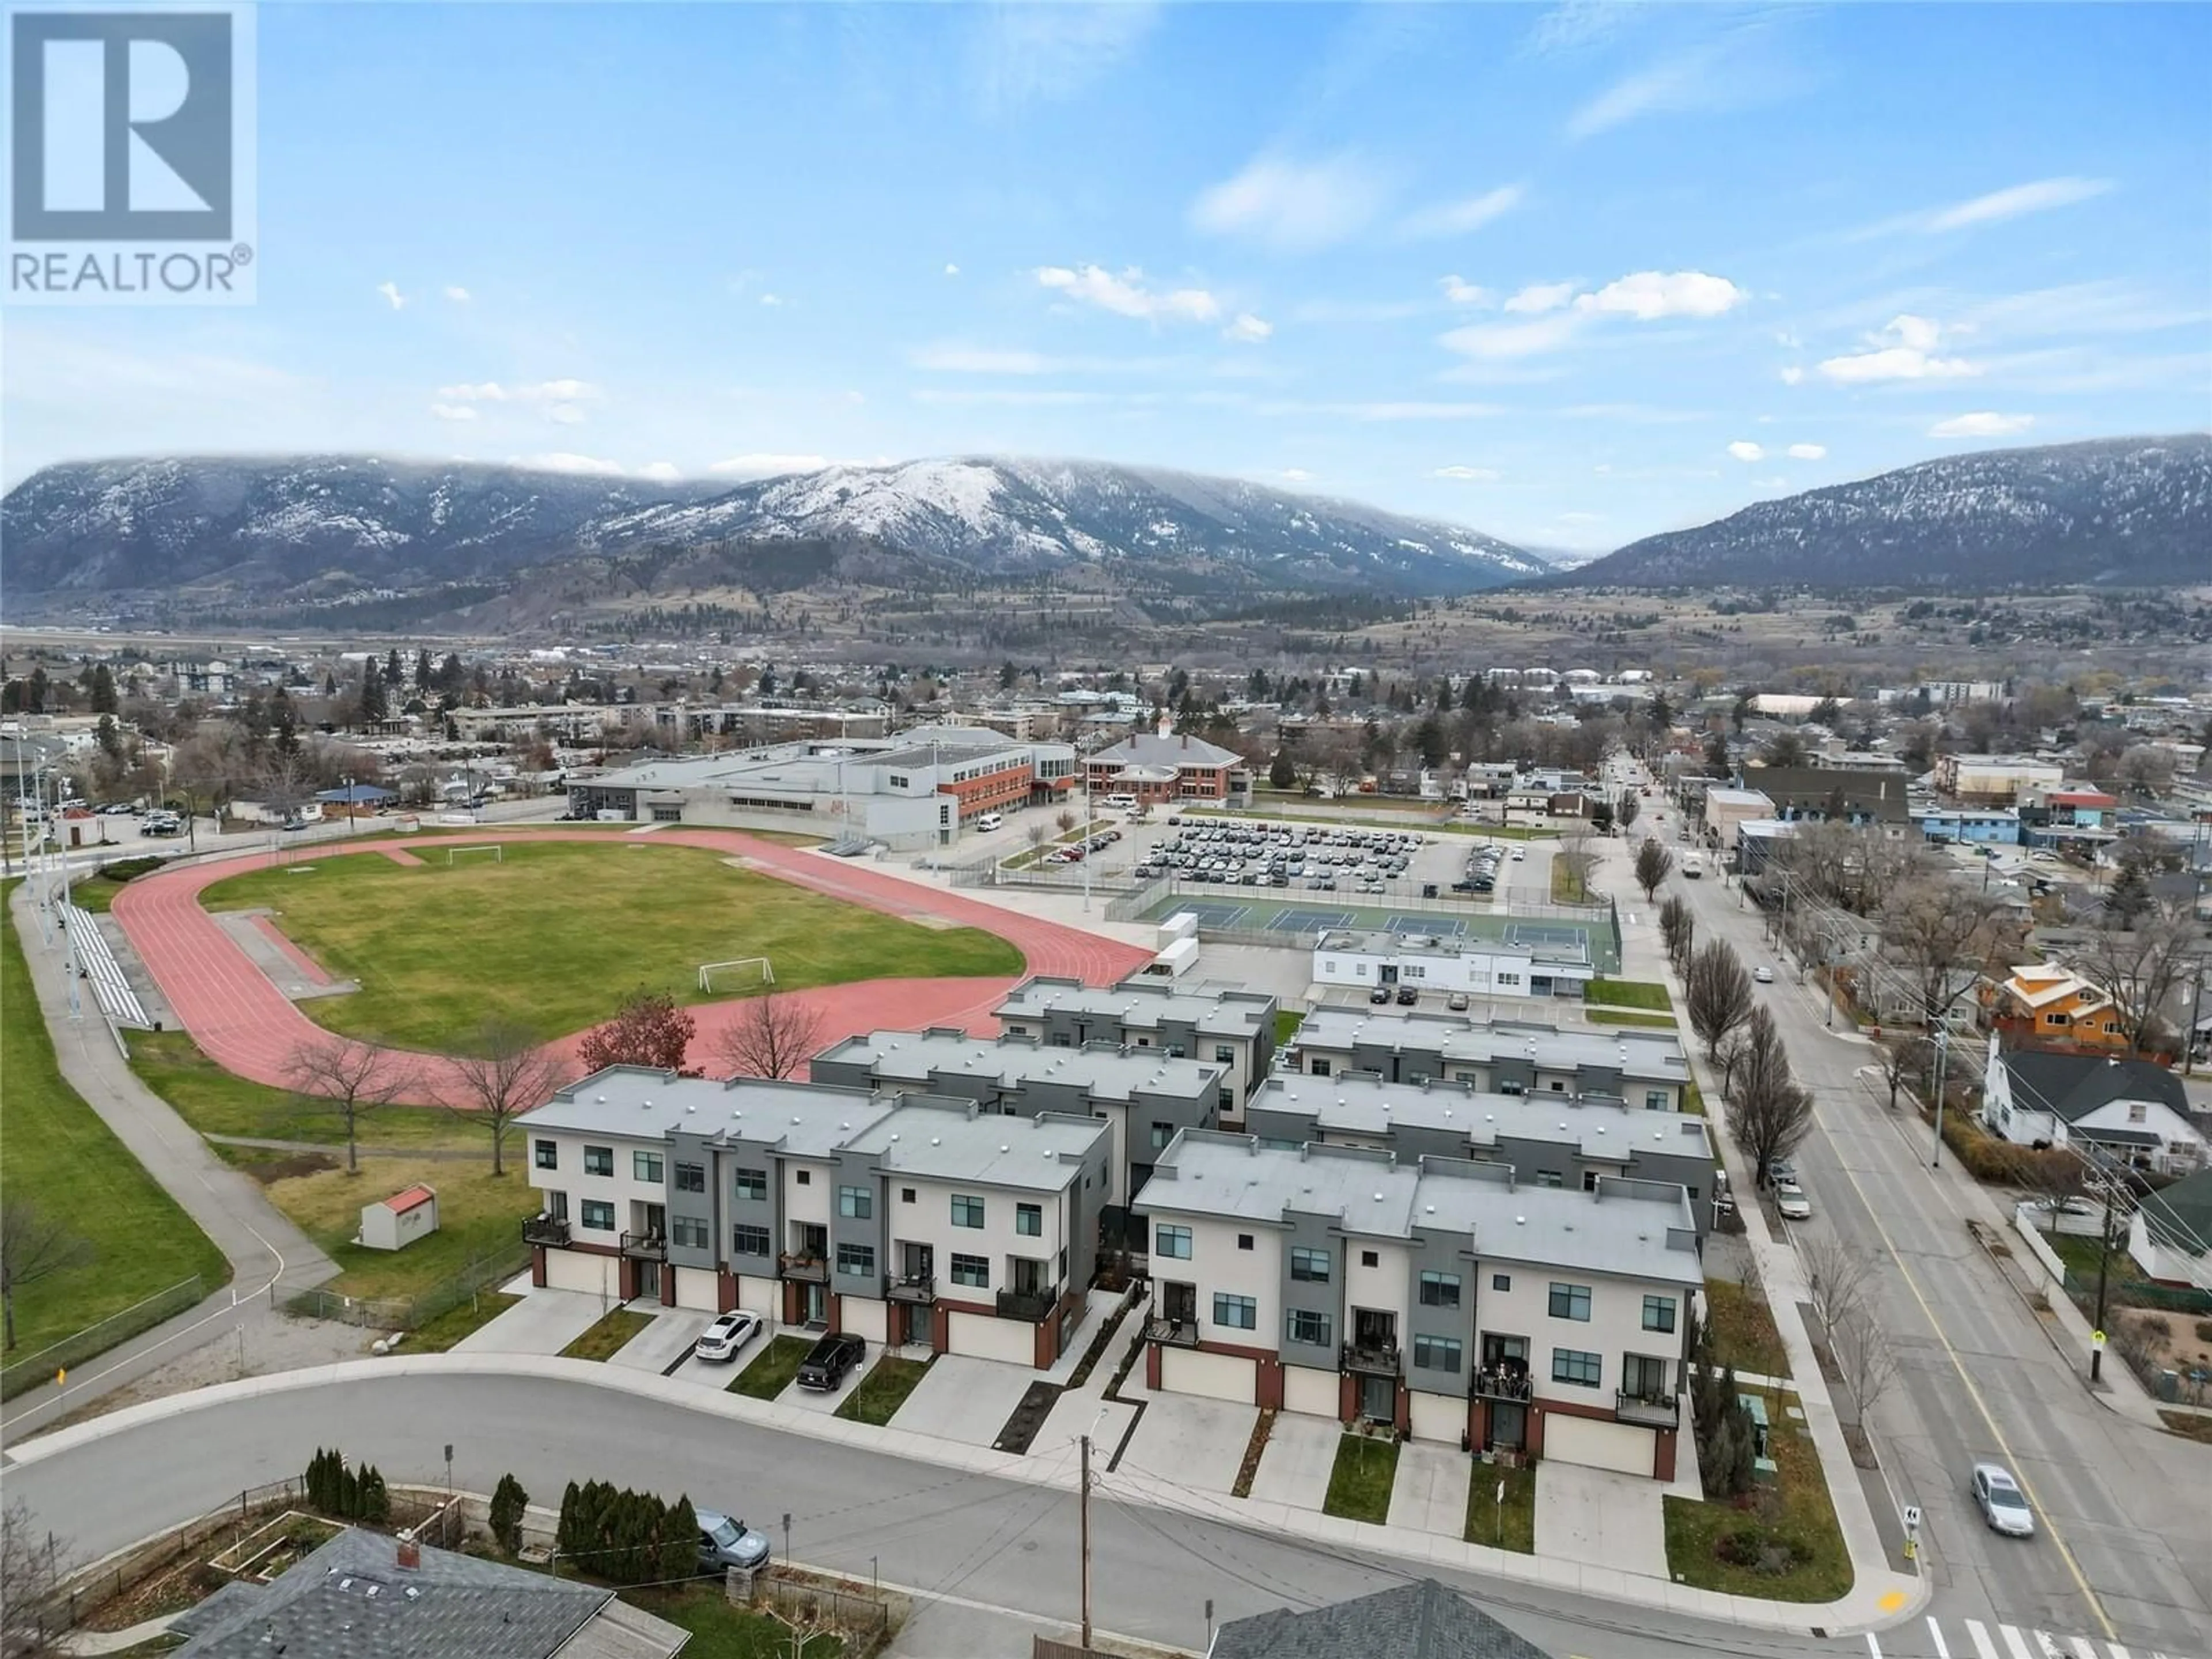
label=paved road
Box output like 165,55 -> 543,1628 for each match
1652,796 -> 2212,1657
1,1370 -> 1900,1659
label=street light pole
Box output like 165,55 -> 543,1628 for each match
1079,1432 -> 1093,1649
1928,1025 -> 1949,1169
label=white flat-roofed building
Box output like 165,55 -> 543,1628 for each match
1312,929 -> 1595,1001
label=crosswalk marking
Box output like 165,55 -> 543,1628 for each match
1927,1618 -> 1952,1659
1966,1621 -> 2004,1659
2001,1626 -> 2037,1659
1880,1618 -> 2199,1659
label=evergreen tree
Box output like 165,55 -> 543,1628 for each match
338,1463 -> 359,1518
415,649 -> 433,692
491,1474 -> 529,1555
359,660 -> 388,724
658,1495 -> 698,1584
557,1480 -> 584,1558
2104,861 -> 2153,927
25,666 -> 50,714
385,648 -> 403,685
438,652 -> 466,698
90,663 -> 119,714
323,671 -> 338,697
1268,749 -> 1297,790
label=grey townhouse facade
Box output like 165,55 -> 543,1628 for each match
1290,1007 -> 1692,1109
520,1066 -> 1111,1369
990,974 -> 1280,1124
1135,1130 -> 1702,1480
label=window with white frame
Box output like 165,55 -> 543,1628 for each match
634,1151 -> 663,1183
1155,1224 -> 1192,1259
1213,1293 -> 1256,1330
1290,1246 -> 1331,1283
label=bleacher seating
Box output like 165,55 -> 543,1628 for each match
61,904 -> 152,1028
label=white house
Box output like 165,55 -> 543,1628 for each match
1312,930 -> 1596,1002
1980,1040 -> 2206,1174
2126,1168 -> 2212,1291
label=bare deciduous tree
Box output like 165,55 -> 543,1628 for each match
1634,836 -> 1675,902
2,1499 -> 67,1657
1729,1007 -> 1813,1187
1880,877 -> 2020,1024
446,1020 -> 567,1176
2073,903 -> 2199,1058
1686,939 -> 1753,1056
285,1037 -> 410,1174
0,1201 -> 94,1350
1800,1235 -> 1880,1351
1658,893 -> 1694,970
1558,824 -> 1598,902
713,991 -> 827,1081
1831,1307 -> 1899,1418
1873,1032 -> 1930,1111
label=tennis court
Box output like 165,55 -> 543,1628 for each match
1506,922 -> 1589,950
1166,899 -> 1252,930
1138,888 -> 1620,973
1385,914 -> 1464,936
1267,907 -> 1357,934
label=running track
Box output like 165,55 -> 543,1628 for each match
110,829 -> 1151,1107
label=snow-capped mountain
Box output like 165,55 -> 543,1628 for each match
1,454 -> 1546,600
1566,435 -> 2211,589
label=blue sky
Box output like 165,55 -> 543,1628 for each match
6,1 -> 2208,551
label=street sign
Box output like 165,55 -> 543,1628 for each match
2093,1330 -> 2107,1348
1902,1506 -> 1922,1531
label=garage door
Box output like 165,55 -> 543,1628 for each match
1544,1413 -> 1654,1477
1408,1389 -> 1464,1445
947,1310 -> 1034,1366
673,1267 -> 720,1312
736,1275 -> 778,1316
544,1249 -> 616,1297
1282,1364 -> 1338,1419
840,1297 -> 887,1345
1160,1347 -> 1256,1404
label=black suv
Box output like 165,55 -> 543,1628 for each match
796,1331 -> 866,1390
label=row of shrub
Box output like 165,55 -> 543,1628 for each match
304,1448 -> 391,1523
1931,1108 -> 2083,1190
556,1479 -> 697,1587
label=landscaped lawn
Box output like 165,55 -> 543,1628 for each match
1703,1276 -> 1791,1378
0,888 -> 230,1366
257,1152 -> 538,1302
1321,1433 -> 1400,1525
1586,1009 -> 1679,1029
404,1291 -> 520,1352
1662,1409 -> 1851,1603
835,1355 -> 933,1425
130,1031 -> 465,1150
198,841 -> 1024,1050
1684,1080 -> 1707,1118
559,1307 -> 654,1361
1274,1009 -> 1305,1048
730,1335 -> 813,1399
1550,859 -> 1590,903
626,1585 -> 843,1659
1464,1463 -> 1536,1553
1585,979 -> 1673,1011
2046,1232 -> 2127,1283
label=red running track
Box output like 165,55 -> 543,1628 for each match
111,828 -> 1152,1107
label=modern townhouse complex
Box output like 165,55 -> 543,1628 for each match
1136,1131 -> 1703,1479
519,1067 -> 1112,1368
992,975 -> 1279,1116
808,1027 -> 1227,1227
1241,1070 -> 1720,1232
1290,1008 -> 1692,1111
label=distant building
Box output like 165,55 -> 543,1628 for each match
1935,754 -> 2066,804
1702,787 -> 1776,849
1980,963 -> 2128,1053
1979,1040 -> 2205,1175
1312,929 -> 1596,1001
1734,766 -> 1911,831
1912,806 -> 2021,845
1084,715 -> 1249,806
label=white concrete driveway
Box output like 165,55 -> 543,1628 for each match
1247,1412 -> 1340,1510
779,1346 -> 880,1414
889,1354 -> 1037,1446
1115,1394 -> 1255,1495
1534,1459 -> 1668,1577
1388,1441 -> 1472,1538
453,1289 -> 611,1355
609,1309 -> 713,1376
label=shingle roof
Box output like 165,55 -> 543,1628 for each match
2137,1166 -> 2212,1256
1211,1580 -> 1555,1659
2000,1048 -> 2190,1125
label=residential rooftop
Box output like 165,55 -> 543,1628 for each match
1249,1071 -> 1712,1161
842,1097 -> 1108,1190
522,1066 -> 892,1157
1293,1008 -> 1689,1078
994,974 -> 1276,1038
816,1027 -> 1227,1101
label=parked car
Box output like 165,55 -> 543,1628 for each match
1763,1158 -> 1797,1186
796,1331 -> 866,1390
1395,984 -> 1419,1006
1775,1183 -> 1812,1221
1969,1463 -> 2036,1537
694,1508 -> 773,1572
1368,985 -> 1393,1005
693,1311 -> 762,1363
1753,965 -> 1774,983
1446,992 -> 1470,1012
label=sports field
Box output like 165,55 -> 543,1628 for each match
1139,889 -> 1620,974
199,841 -> 1024,1051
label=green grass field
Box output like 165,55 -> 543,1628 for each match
1321,1433 -> 1399,1525
835,1355 -> 933,1425
1464,1463 -> 1535,1552
1703,1275 -> 1791,1378
730,1335 -> 812,1399
1663,1405 -> 1850,1602
1585,979 -> 1673,1011
406,1291 -> 520,1352
257,1150 -> 539,1302
198,841 -> 1023,1050
0,889 -> 230,1362
130,1031 -> 465,1149
560,1307 -> 653,1361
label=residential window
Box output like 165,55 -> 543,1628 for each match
671,1216 -> 710,1251
1493,1272 -> 1511,1292
1535,1170 -> 1565,1189
2127,1102 -> 2147,1124
1311,1058 -> 1331,1078
1286,1308 -> 1331,1347
1237,1233 -> 1255,1251
794,1169 -> 811,1185
1361,1249 -> 1379,1268
580,1200 -> 615,1232
1290,1247 -> 1331,1283
1414,1335 -> 1463,1374
733,1167 -> 767,1202
1050,1032 -> 1072,1048
675,1162 -> 705,1194
1214,1046 -> 1234,1065
839,1185 -> 873,1219
950,1252 -> 988,1289
1548,1283 -> 1592,1322
902,1187 -> 916,1204
1582,1170 -> 1601,1192
1150,1121 -> 1174,1151
634,1151 -> 663,1183
1213,1293 -> 1257,1331
1016,1203 -> 1043,1237
1218,1089 -> 1234,1114
534,1139 -> 558,1171
583,1146 -> 613,1177
1551,1347 -> 1601,1387
732,1224 -> 770,1257
1645,1090 -> 1668,1112
1419,1271 -> 1460,1308
952,1194 -> 986,1229
837,1243 -> 876,1278
1156,1224 -> 1192,1259
1642,1296 -> 1677,1335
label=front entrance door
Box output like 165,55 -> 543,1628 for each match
1489,1402 -> 1526,1451
1359,1373 -> 1395,1423
802,1282 -> 828,1327
637,1259 -> 661,1299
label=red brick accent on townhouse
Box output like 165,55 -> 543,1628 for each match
660,1268 -> 677,1309
1145,1335 -> 1282,1402
532,1245 -> 547,1288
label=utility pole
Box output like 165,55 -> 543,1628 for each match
1079,1432 -> 1093,1649
2089,1175 -> 2116,1383
1928,1025 -> 1949,1169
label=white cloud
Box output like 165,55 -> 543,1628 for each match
1779,365 -> 1805,385
1929,412 -> 2035,438
1440,313 -> 1586,360
546,404 -> 586,425
1189,153 -> 1389,252
759,293 -> 783,307
1786,442 -> 1827,460
709,453 -> 834,476
429,404 -> 478,422
433,379 -> 599,404
1817,315 -> 1977,382
1503,281 -> 1577,315
1257,399 -> 1503,421
518,452 -> 625,476
1726,441 -> 1765,462
1575,270 -> 1743,320
1035,264 -> 1219,324
376,282 -> 407,310
443,285 -> 471,303
1223,313 -> 1274,344
1278,468 -> 1313,482
1566,25 -> 1804,139
944,263 -> 960,276
970,2 -> 1160,112
1433,465 -> 1502,481
1927,176 -> 2112,232
637,461 -> 682,482
1438,276 -> 1490,306
1399,183 -> 1524,240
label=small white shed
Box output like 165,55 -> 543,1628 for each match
357,1184 -> 439,1252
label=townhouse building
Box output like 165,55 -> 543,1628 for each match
1241,1070 -> 1720,1232
1290,1009 -> 1692,1111
807,1027 -> 1226,1225
992,975 -> 1279,1115
519,1067 -> 1112,1368
1136,1131 -> 1702,1479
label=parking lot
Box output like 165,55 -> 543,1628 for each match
1126,816 -> 1466,898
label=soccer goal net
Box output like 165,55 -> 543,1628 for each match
698,956 -> 775,994
446,844 -> 505,866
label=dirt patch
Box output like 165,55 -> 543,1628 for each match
2116,1306 -> 2212,1382
240,1152 -> 340,1184
1232,1408 -> 1275,1499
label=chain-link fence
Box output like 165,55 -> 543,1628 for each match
0,1275 -> 206,1402
286,1241 -> 528,1331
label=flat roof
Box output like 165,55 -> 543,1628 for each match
815,1028 -> 1225,1101
993,975 -> 1274,1039
843,1100 -> 1108,1190
1294,1007 -> 1688,1079
1248,1071 -> 1711,1162
520,1066 -> 892,1157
